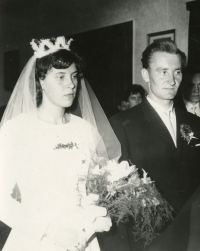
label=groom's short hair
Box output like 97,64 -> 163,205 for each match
141,38 -> 186,69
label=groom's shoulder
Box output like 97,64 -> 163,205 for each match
110,103 -> 144,126
176,107 -> 200,132
176,107 -> 200,123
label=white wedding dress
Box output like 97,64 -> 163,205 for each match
0,113 -> 101,251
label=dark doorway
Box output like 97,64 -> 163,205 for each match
4,50 -> 20,92
187,1 -> 200,66
70,21 -> 133,117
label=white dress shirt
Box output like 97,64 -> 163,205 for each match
147,96 -> 177,147
183,99 -> 200,117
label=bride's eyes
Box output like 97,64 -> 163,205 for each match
55,72 -> 79,81
56,75 -> 65,80
71,73 -> 78,79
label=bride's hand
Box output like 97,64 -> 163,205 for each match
82,215 -> 112,243
82,193 -> 108,221
93,216 -> 112,232
81,193 -> 112,237
81,193 -> 99,207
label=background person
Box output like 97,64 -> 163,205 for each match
174,64 -> 200,116
117,94 -> 129,112
124,84 -> 146,108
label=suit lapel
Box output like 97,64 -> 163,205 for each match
175,108 -> 186,158
141,100 -> 176,149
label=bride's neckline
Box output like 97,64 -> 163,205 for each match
36,110 -> 72,126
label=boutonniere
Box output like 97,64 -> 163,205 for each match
180,124 -> 199,145
54,142 -> 79,150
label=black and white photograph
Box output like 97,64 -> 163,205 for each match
0,1 -> 200,251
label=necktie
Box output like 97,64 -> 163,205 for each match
194,106 -> 197,116
165,111 -> 176,147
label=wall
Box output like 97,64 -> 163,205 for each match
133,0 -> 190,90
0,0 -> 192,106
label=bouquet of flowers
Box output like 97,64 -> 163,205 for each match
79,158 -> 173,246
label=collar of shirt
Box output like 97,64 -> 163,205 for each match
147,96 -> 177,146
147,96 -> 175,116
183,98 -> 200,116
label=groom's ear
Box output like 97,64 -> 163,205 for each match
141,68 -> 150,83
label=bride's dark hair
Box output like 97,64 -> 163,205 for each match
35,49 -> 81,107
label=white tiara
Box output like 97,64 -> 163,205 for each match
30,36 -> 73,58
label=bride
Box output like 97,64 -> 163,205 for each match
0,36 -> 121,251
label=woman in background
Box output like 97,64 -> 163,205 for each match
124,84 -> 146,109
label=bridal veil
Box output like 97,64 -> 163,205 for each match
0,37 -> 121,161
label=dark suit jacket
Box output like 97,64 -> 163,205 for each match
147,184 -> 200,251
109,100 -> 200,250
110,100 -> 200,213
173,94 -> 187,112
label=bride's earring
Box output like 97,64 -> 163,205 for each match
40,81 -> 44,91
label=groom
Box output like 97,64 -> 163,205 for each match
110,39 -> 200,250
